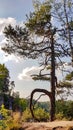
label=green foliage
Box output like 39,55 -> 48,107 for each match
34,107 -> 49,121
13,97 -> 28,112
19,98 -> 28,112
0,64 -> 15,110
56,100 -> 73,120
56,100 -> 64,113
13,95 -> 20,110
0,105 -> 22,130
0,64 -> 9,92
22,108 -> 32,122
22,107 -> 49,122
65,101 -> 73,120
65,71 -> 73,81
57,71 -> 73,100
0,105 -> 12,130
2,25 -> 29,57
69,20 -> 73,30
37,101 -> 50,112
32,75 -> 50,81
0,99 -> 73,128
59,81 -> 72,88
0,64 -> 9,78
26,1 -> 51,35
0,120 -> 8,130
0,105 -> 10,119
21,101 -> 50,122
55,112 -> 64,120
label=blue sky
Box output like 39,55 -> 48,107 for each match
0,0 -> 33,21
0,0 -> 72,101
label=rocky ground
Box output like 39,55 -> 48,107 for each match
22,121 -> 73,130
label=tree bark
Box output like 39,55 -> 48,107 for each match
50,33 -> 56,121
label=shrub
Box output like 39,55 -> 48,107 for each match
21,108 -> 32,122
0,105 -> 22,130
55,112 -> 64,120
34,107 -> 50,121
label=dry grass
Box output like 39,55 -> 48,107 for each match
12,112 -> 21,122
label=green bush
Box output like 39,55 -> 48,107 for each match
0,120 -> 8,130
0,105 -> 22,130
21,107 -> 49,122
55,112 -> 64,120
0,104 -> 10,119
56,101 -> 73,120
34,107 -> 49,121
21,108 -> 32,122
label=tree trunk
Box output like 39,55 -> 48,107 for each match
50,33 -> 55,121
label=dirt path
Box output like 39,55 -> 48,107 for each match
22,121 -> 73,130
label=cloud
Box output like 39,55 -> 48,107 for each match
18,66 -> 43,80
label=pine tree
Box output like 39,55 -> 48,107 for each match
2,0 -> 71,121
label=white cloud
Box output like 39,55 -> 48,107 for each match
18,66 -> 43,80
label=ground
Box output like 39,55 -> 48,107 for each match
22,121 -> 73,130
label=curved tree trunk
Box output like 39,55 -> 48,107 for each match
30,88 -> 52,121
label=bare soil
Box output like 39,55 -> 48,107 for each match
22,121 -> 73,130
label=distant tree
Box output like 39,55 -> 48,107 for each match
0,64 -> 9,93
0,64 -> 15,109
56,100 -> 73,120
19,98 -> 28,112
12,91 -> 19,99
